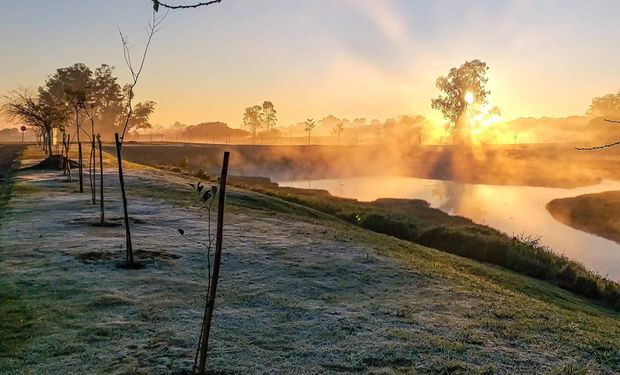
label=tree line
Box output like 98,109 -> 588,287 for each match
2,63 -> 155,156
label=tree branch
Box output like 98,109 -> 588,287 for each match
576,140 -> 620,151
118,10 -> 168,142
153,0 -> 222,11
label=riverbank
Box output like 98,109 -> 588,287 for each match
106,142 -> 620,188
224,175 -> 620,310
547,190 -> 620,245
1,146 -> 619,373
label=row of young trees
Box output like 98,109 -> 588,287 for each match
4,2 -> 226,372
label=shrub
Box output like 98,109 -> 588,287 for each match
359,213 -> 419,241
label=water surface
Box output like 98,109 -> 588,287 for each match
279,176 -> 620,281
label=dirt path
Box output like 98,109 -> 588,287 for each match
1,149 -> 618,374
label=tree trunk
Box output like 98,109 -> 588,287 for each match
46,128 -> 53,157
197,151 -> 230,375
91,139 -> 96,204
78,142 -> 84,193
98,135 -> 105,224
115,133 -> 134,267
76,109 -> 84,193
65,135 -> 72,182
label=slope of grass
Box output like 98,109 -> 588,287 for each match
216,176 -> 620,310
127,164 -> 620,373
1,147 -> 619,373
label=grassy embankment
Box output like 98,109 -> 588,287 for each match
222,177 -> 620,310
0,145 -> 24,213
548,191 -> 620,245
142,153 -> 620,311
0,146 -> 619,373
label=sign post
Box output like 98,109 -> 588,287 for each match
19,125 -> 26,144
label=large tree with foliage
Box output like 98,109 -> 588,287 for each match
587,90 -> 620,118
2,88 -> 67,157
39,63 -> 155,140
431,59 -> 491,144
261,101 -> 277,135
243,105 -> 263,138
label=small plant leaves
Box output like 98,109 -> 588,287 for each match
177,228 -> 185,236
202,191 -> 212,202
189,183 -> 196,190
211,185 -> 217,195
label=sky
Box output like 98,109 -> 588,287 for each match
1,0 -> 619,128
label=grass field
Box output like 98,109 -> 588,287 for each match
0,146 -> 619,374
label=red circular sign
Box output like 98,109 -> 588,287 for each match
19,126 -> 27,132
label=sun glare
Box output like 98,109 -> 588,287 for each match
464,92 -> 474,105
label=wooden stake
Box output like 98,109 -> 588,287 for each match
115,133 -> 133,266
197,151 -> 230,375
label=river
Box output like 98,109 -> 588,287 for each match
278,176 -> 620,281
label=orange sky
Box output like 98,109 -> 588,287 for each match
1,0 -> 619,129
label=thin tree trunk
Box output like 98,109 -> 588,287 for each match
115,133 -> 133,267
66,135 -> 72,182
78,142 -> 84,193
197,151 -> 230,375
46,128 -> 53,157
98,135 -> 105,224
91,139 -> 96,204
76,108 -> 84,193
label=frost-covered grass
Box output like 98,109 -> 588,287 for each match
0,144 -> 24,213
0,146 -> 618,374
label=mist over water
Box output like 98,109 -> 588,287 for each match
279,176 -> 620,281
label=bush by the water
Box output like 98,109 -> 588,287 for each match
416,227 -> 620,309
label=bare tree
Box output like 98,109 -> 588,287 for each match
115,10 -> 167,268
2,88 -> 67,157
83,104 -> 98,204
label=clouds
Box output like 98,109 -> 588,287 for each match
1,0 -> 619,128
